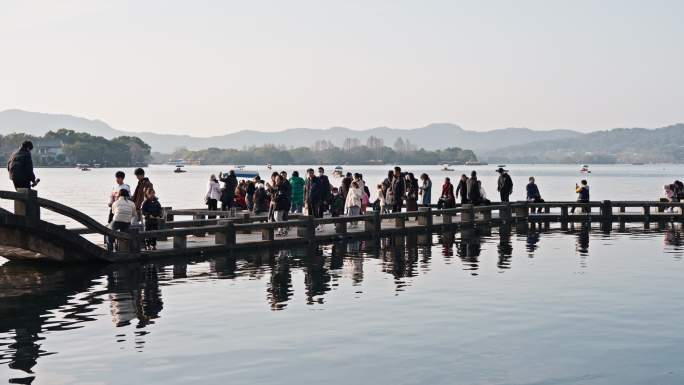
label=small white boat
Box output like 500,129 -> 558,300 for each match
580,164 -> 591,174
266,164 -> 272,170
441,164 -> 454,171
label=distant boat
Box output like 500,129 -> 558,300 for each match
631,162 -> 645,166
174,165 -> 186,173
465,161 -> 488,166
580,164 -> 591,173
77,163 -> 91,171
441,164 -> 454,171
235,165 -> 246,170
227,169 -> 259,179
266,164 -> 272,170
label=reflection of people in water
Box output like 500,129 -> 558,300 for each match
268,251 -> 292,310
0,264 -> 104,382
497,228 -> 513,270
107,264 -> 164,328
305,248 -> 332,304
457,231 -> 482,275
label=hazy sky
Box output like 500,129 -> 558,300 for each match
1,0 -> 683,136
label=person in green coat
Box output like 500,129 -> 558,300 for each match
289,170 -> 305,213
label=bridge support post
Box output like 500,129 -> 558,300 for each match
173,234 -> 187,249
215,221 -> 236,247
14,189 -> 40,226
480,207 -> 492,222
442,211 -> 453,224
499,204 -> 512,223
365,211 -> 380,233
394,216 -> 406,229
460,204 -> 474,225
513,201 -> 528,222
297,215 -> 315,241
335,220 -> 347,234
418,207 -> 432,227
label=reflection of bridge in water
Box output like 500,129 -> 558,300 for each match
2,224 -> 683,383
0,189 -> 683,263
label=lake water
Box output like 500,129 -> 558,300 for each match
1,165 -> 684,384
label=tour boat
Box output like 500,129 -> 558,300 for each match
227,169 -> 260,179
465,160 -> 488,166
580,164 -> 591,174
441,164 -> 454,171
266,164 -> 272,170
174,165 -> 187,173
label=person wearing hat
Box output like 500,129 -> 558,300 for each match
496,167 -> 513,202
7,140 -> 40,191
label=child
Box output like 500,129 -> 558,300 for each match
141,188 -> 163,250
330,187 -> 345,217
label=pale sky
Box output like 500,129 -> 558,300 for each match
1,0 -> 683,136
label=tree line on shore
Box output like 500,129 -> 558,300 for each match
0,129 -> 151,167
155,143 -> 478,165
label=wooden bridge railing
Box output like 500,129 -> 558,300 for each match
1,189 -> 683,261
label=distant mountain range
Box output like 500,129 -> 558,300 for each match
0,109 -> 580,153
1,109 -> 683,163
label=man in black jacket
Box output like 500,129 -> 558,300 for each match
7,141 -> 39,191
390,166 -> 405,213
219,170 -> 238,210
304,168 -> 322,219
496,168 -> 513,202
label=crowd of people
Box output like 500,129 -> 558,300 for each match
7,140 -> 684,249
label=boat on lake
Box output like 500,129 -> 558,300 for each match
174,165 -> 186,173
333,166 -> 344,177
580,164 -> 591,173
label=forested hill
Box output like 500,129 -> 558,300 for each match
0,129 -> 151,167
482,124 -> 684,164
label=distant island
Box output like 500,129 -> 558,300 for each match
1,109 -> 684,164
155,138 -> 478,165
0,129 -> 151,167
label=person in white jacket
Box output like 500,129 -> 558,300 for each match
345,181 -> 363,227
108,189 -> 135,252
205,175 -> 222,216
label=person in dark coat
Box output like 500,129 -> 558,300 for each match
279,171 -> 291,219
304,168 -> 322,218
133,168 -> 154,220
526,176 -> 544,213
317,167 -> 332,215
253,182 -> 269,214
219,170 -> 238,210
496,167 -> 513,202
141,188 -> 163,250
340,172 -> 353,200
7,141 -> 39,191
455,174 -> 468,204
405,173 -> 419,211
466,170 -> 481,205
390,166 -> 405,212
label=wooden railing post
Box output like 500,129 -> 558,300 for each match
365,210 -> 380,233
442,210 -> 453,224
513,201 -> 528,222
418,207 -> 432,227
460,204 -> 474,224
480,207 -> 492,222
394,215 -> 406,229
601,200 -> 613,222
297,215 -> 315,241
643,205 -> 651,223
215,221 -> 236,246
499,204 -> 512,223
335,219 -> 347,234
174,233 -> 187,249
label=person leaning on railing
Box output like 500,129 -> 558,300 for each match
108,189 -> 135,252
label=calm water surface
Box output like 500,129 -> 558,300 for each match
2,224 -> 684,384
1,164 -> 684,384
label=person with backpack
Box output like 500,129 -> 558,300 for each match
466,170 -> 481,205
496,167 -> 513,202
7,141 -> 39,191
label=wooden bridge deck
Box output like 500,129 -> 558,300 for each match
0,190 -> 682,263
